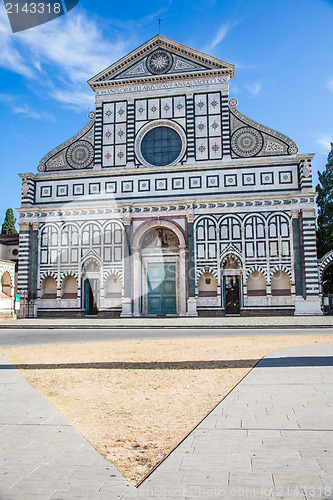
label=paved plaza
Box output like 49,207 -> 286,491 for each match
0,343 -> 333,499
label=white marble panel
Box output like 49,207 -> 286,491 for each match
103,103 -> 114,124
148,98 -> 160,120
135,100 -> 147,121
209,115 -> 221,137
115,123 -> 127,144
160,98 -> 172,118
103,124 -> 114,145
114,145 -> 127,166
208,93 -> 221,114
197,297 -> 219,307
173,96 -> 186,117
103,146 -> 114,167
195,116 -> 208,138
196,138 -> 209,160
115,101 -> 127,122
194,94 -> 207,115
209,137 -> 222,159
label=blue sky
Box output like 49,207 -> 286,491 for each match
0,0 -> 333,228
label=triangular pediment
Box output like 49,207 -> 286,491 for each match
88,35 -> 234,91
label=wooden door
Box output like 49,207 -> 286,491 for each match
84,279 -> 99,315
147,262 -> 177,315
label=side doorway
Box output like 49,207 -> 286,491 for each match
84,278 -> 99,316
224,275 -> 241,315
221,253 -> 243,315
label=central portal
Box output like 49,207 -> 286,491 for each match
132,222 -> 187,317
147,262 -> 177,315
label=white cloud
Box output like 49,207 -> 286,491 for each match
0,6 -> 34,77
207,21 -> 240,51
0,7 -> 134,109
0,93 -> 54,120
17,12 -> 128,84
327,78 -> 333,92
317,135 -> 332,153
12,104 -> 54,120
51,88 -> 94,109
245,81 -> 262,96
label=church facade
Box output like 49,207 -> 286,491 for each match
17,35 -> 322,317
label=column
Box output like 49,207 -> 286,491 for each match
121,216 -> 132,317
30,222 -> 39,317
132,248 -> 141,317
179,247 -> 187,316
17,222 -> 30,316
294,209 -> 322,315
186,213 -> 198,316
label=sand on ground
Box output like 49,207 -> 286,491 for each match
2,335 -> 333,483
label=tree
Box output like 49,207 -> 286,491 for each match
1,208 -> 17,234
316,141 -> 333,259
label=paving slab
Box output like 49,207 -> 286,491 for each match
1,344 -> 333,499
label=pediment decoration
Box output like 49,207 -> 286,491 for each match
222,254 -> 242,270
82,258 -> 100,272
37,112 -> 96,173
220,243 -> 243,262
229,98 -> 298,158
88,35 -> 234,90
113,52 -> 209,80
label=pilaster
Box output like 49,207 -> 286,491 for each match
121,216 -> 133,317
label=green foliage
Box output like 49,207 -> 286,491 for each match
322,266 -> 333,294
1,208 -> 17,234
316,142 -> 333,259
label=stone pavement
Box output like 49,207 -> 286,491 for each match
0,344 -> 333,499
1,315 -> 333,329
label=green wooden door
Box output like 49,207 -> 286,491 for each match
147,262 -> 177,315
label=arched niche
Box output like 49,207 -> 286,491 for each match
61,276 -> 78,299
105,274 -> 122,298
1,271 -> 12,297
271,271 -> 291,296
41,276 -> 57,299
198,272 -> 217,297
247,271 -> 267,296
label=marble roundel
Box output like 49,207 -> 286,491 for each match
146,49 -> 173,75
231,127 -> 263,157
66,141 -> 94,169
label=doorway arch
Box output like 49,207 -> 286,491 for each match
132,220 -> 186,316
319,250 -> 333,314
221,252 -> 243,315
82,258 -> 100,315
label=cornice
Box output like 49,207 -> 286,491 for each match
17,192 -> 316,219
31,154 -> 311,183
91,70 -> 233,90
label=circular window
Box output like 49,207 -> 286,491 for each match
135,121 -> 186,167
141,126 -> 182,167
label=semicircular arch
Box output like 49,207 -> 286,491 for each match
133,220 -> 186,250
319,250 -> 333,279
